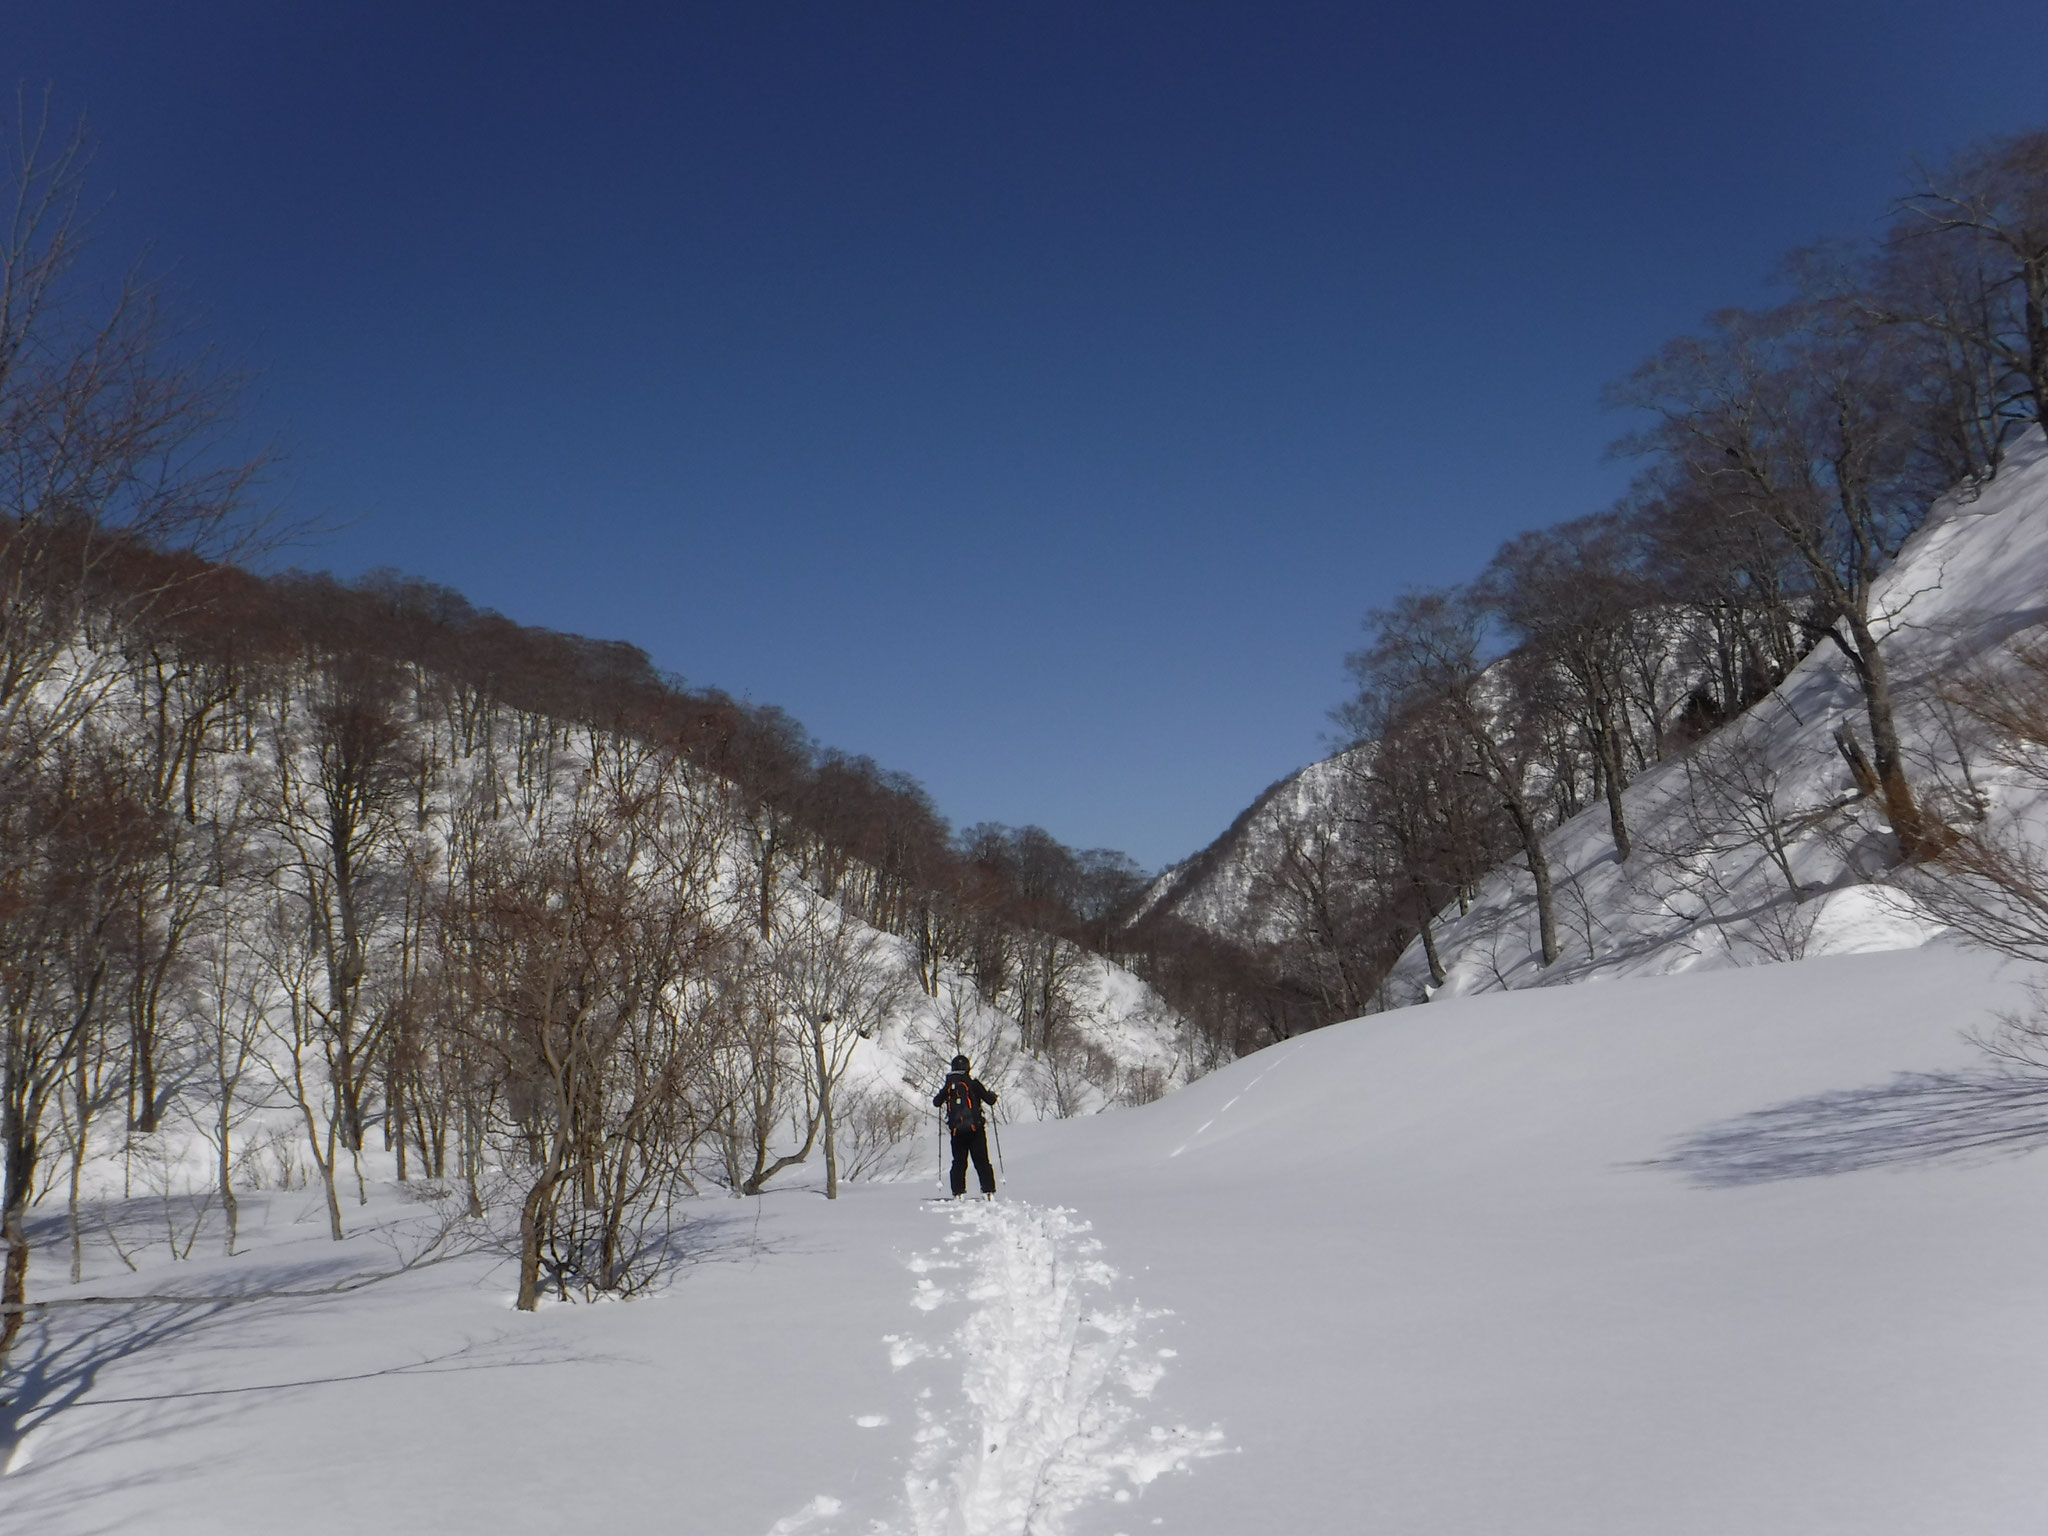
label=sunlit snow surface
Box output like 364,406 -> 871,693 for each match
11,945 -> 2048,1533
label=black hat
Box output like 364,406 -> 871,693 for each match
950,1054 -> 970,1072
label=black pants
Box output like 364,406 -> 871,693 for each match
949,1126 -> 996,1196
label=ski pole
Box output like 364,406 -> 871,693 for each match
990,1111 -> 1005,1178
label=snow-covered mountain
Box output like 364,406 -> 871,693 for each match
1130,747 -> 1362,943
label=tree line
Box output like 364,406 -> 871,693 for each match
1224,126 -> 2048,1019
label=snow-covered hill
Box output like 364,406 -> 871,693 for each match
12,942 -> 2048,1534
1143,429 -> 2048,1005
1395,427 -> 2048,998
1131,747 -> 1362,943
34,610 -> 1195,1215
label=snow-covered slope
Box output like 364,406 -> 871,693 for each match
1133,747 -> 1363,942
1145,431 -> 2048,1002
1394,428 -> 2048,998
12,942 -> 2048,1534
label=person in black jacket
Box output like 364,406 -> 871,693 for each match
932,1054 -> 998,1198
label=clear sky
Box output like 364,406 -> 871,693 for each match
13,3 -> 2046,869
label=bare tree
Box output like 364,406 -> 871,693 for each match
1908,636 -> 2048,959
1627,474 -> 1804,723
903,972 -> 1021,1103
1483,512 -> 1652,861
0,106 -> 263,829
257,654 -> 413,1167
1614,302 -> 1946,857
714,704 -> 813,940
832,1084 -> 924,1182
0,103 -> 269,1372
710,949 -> 805,1196
461,750 -> 734,1308
53,978 -> 122,1282
181,839 -> 274,1256
1012,928 -> 1087,1056
2,736 -> 156,1360
768,904 -> 910,1198
1337,699 -> 1511,991
1872,129 -> 2048,458
1245,816 -> 1379,1018
1657,728 -> 1845,904
251,892 -> 348,1242
1345,590 -> 1566,966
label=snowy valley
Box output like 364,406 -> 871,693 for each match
8,81 -> 2048,1536
14,431 -> 2048,1533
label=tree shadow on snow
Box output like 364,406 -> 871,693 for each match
0,1194 -> 779,1519
1643,1070 -> 2048,1186
0,1296 -> 596,1523
0,1299 -> 246,1527
459,1199 -> 789,1306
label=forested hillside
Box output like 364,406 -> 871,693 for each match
1134,127 -> 2048,1023
0,124 -> 1215,1350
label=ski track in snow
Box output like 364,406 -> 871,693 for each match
1168,1041 -> 1304,1158
772,1201 -> 1225,1536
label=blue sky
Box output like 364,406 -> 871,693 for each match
14,3 -> 2047,869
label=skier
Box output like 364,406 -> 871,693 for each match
933,1054 -> 998,1199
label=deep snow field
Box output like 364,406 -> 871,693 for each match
10,940 -> 2048,1535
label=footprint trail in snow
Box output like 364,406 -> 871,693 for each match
772,1200 -> 1226,1536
